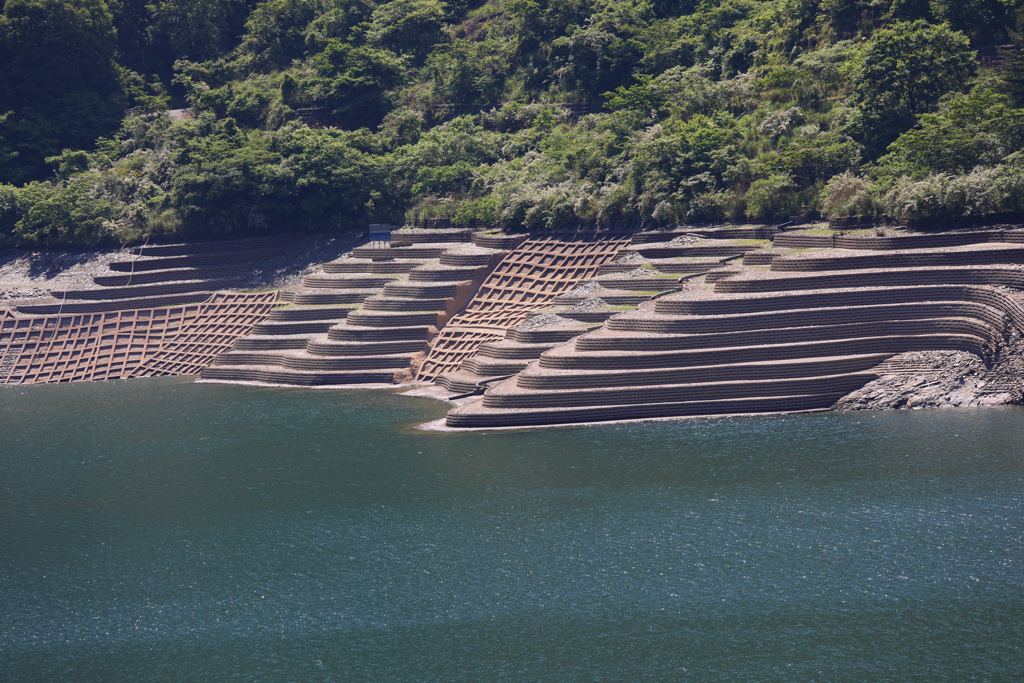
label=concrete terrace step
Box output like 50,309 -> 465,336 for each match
301,274 -> 397,289
382,281 -> 464,298
481,372 -> 877,409
109,248 -> 286,271
743,253 -> 777,266
439,252 -> 495,267
629,244 -> 761,259
361,296 -> 448,311
408,266 -> 480,281
770,246 -> 1024,272
391,230 -> 472,246
305,338 -> 428,356
537,334 -> 990,370
575,317 -> 1003,352
598,261 -> 723,275
351,245 -> 451,259
435,370 -> 489,394
266,306 -> 354,321
127,235 -> 293,257
715,266 -> 1024,294
516,354 -> 892,390
281,289 -> 374,305
607,302 -> 1011,335
477,340 -> 562,360
651,285 -> 1024,318
55,278 -> 243,300
250,319 -> 347,335
232,334 -> 311,351
344,310 -> 441,328
555,291 -> 653,306
705,270 -> 742,283
591,277 -> 683,291
214,350 -> 414,371
505,326 -> 593,344
471,234 -> 527,249
771,229 -> 1024,251
327,323 -> 433,342
559,310 -> 616,323
630,228 -> 775,244
446,392 -> 844,428
461,357 -> 531,375
320,259 -> 421,274
16,292 -> 214,315
94,265 -> 251,286
201,365 -> 396,385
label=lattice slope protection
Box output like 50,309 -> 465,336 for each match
0,292 -> 280,385
416,236 -> 630,381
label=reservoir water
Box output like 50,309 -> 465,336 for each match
1,378 -> 1023,681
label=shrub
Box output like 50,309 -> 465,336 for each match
821,172 -> 876,218
686,190 -> 728,223
882,174 -> 949,221
745,173 -> 795,220
882,166 -> 1009,221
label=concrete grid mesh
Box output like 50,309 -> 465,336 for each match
416,237 -> 629,381
0,291 -> 280,385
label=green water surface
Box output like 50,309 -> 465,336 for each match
1,378 -> 1022,681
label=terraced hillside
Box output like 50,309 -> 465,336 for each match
0,236 -> 299,384
431,225 -> 778,395
14,236 -> 292,315
417,234 -> 631,388
201,230 -> 513,386
7,223 -> 1024,420
445,227 -> 1024,428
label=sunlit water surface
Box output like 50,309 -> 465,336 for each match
1,378 -> 1023,681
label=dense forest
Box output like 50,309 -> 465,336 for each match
3,0 -> 1024,247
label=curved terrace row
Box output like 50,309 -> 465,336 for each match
444,228 -> 1024,428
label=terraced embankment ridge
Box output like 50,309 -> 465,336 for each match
416,234 -> 632,388
0,235 -> 305,384
201,230 -> 512,386
429,227 -> 773,394
15,236 -> 292,315
445,228 -> 1024,428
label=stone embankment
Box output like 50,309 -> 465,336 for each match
0,233 -> 352,385
201,230 -> 512,386
444,226 -> 1024,428
6,224 -> 1024,425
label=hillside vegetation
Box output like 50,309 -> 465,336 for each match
3,0 -> 1024,247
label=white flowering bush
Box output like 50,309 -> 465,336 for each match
882,165 -> 1024,221
883,175 -> 949,221
757,107 -> 803,139
821,172 -> 876,218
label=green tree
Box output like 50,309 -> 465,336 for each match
304,42 -> 407,128
0,0 -> 125,182
854,19 -> 976,156
234,0 -> 319,70
875,85 -> 1024,177
146,0 -> 254,63
366,0 -> 447,63
929,0 -> 1009,45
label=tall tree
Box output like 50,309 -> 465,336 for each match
0,0 -> 125,182
854,19 -> 976,156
